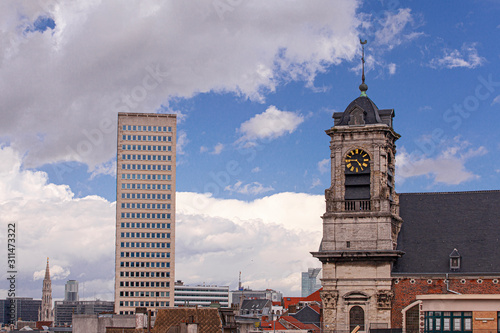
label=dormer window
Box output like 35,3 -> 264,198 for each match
449,248 -> 461,271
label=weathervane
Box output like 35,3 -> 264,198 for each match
359,39 -> 368,96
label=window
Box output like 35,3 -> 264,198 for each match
350,306 -> 364,332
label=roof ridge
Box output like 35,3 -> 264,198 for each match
400,189 -> 500,195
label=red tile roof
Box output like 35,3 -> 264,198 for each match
283,297 -> 303,309
304,288 -> 322,302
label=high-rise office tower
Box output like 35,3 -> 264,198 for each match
301,268 -> 321,297
64,280 -> 79,302
114,113 -> 176,315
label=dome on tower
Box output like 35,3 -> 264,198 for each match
332,95 -> 395,128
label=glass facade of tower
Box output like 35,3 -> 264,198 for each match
114,113 -> 176,315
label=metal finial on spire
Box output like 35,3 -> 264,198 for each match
359,39 -> 368,97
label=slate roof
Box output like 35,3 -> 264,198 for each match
332,96 -> 394,127
393,191 -> 500,275
290,305 -> 320,328
241,299 -> 271,311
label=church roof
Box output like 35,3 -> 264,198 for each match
393,190 -> 500,275
332,96 -> 395,127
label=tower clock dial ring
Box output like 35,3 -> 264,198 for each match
345,149 -> 370,173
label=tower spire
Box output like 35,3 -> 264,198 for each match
359,39 -> 368,97
45,257 -> 50,279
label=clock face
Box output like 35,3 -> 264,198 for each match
345,149 -> 370,173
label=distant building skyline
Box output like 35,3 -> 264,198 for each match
301,268 -> 322,297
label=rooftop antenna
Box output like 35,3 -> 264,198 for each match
359,39 -> 368,97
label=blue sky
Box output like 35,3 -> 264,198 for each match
0,0 -> 499,301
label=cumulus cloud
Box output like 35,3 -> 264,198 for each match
251,167 -> 261,173
0,146 -> 115,300
0,0 -> 361,172
176,191 -> 324,294
0,147 -> 325,298
396,137 -> 487,185
33,265 -> 71,281
236,106 -> 304,146
224,181 -> 274,195
429,43 -> 485,69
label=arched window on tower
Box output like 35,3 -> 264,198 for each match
350,306 -> 365,332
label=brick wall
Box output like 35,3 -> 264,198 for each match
391,277 -> 500,328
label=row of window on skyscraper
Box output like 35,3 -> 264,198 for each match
120,232 -> 170,238
121,193 -> 171,200
120,222 -> 170,229
120,281 -> 170,288
121,183 -> 171,190
120,212 -> 171,219
122,154 -> 172,161
121,173 -> 171,180
120,251 -> 170,257
122,125 -> 172,132
120,261 -> 170,268
121,203 -> 171,209
120,270 -> 170,278
120,300 -> 169,308
120,242 -> 170,248
121,164 -> 171,171
122,145 -> 172,151
122,135 -> 172,142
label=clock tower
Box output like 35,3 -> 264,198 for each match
312,49 -> 403,332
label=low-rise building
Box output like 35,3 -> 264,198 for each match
230,289 -> 282,306
0,297 -> 42,326
174,281 -> 229,307
54,300 -> 114,326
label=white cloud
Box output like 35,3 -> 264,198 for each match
0,146 -> 325,298
492,95 -> 500,105
251,167 -> 261,173
224,181 -> 274,195
237,106 -> 304,145
310,178 -> 322,189
418,106 -> 432,112
396,138 -> 487,185
0,146 -> 115,300
176,191 -> 324,294
374,8 -> 423,50
33,265 -> 71,281
429,43 -> 485,69
318,158 -> 329,174
211,143 -> 224,155
177,130 -> 189,155
200,142 -> 225,155
0,0 -> 361,171
388,63 -> 396,75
